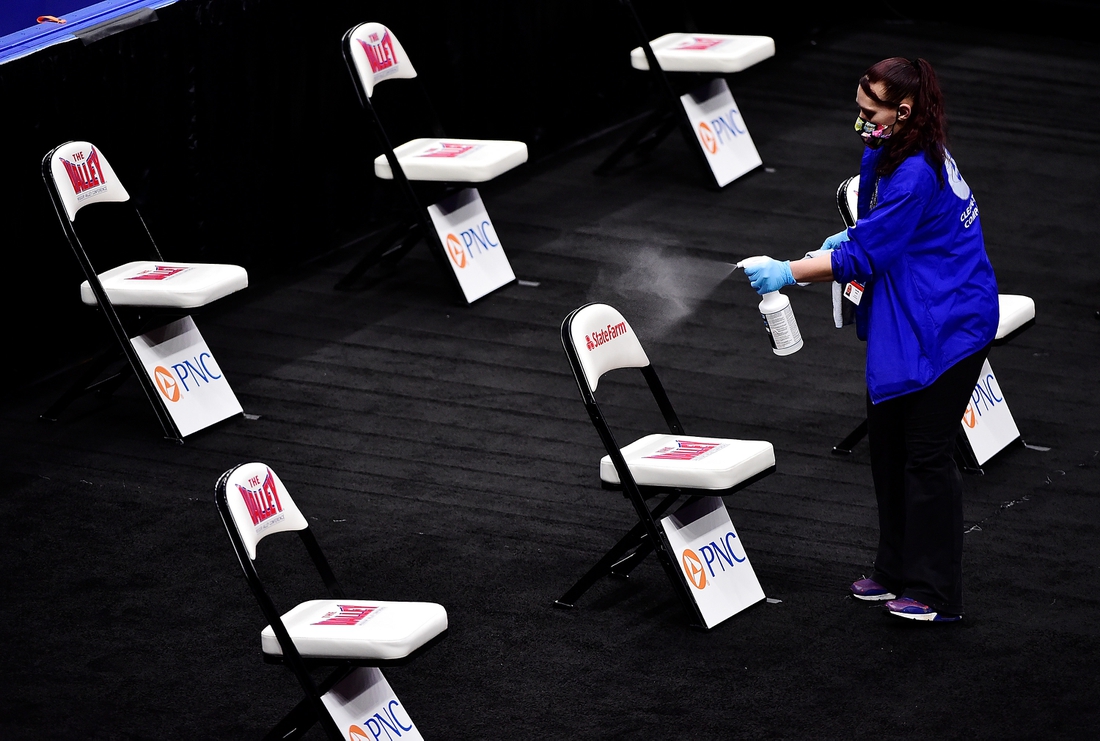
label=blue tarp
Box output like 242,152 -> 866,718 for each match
0,0 -> 178,65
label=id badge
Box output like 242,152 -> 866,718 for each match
843,280 -> 865,305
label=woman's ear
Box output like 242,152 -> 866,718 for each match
897,103 -> 912,121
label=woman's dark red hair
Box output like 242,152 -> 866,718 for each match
861,57 -> 948,183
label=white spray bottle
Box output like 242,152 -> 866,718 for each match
737,259 -> 804,356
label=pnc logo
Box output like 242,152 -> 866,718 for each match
445,233 -> 467,268
964,370 -> 1004,428
347,699 -> 413,740
154,366 -> 181,402
698,121 -> 718,154
682,549 -> 707,589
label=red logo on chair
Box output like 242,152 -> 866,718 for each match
962,404 -> 977,429
236,469 -> 284,527
359,31 -> 398,73
674,36 -> 727,51
312,604 -> 380,626
682,549 -> 707,589
697,122 -> 718,154
153,366 -> 181,402
445,233 -> 467,268
59,147 -> 107,196
587,322 -> 628,350
418,142 -> 477,158
126,265 -> 191,281
644,440 -> 725,460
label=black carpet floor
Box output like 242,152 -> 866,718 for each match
2,19 -> 1099,741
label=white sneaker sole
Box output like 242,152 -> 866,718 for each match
852,591 -> 896,602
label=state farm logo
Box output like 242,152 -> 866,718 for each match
445,233 -> 466,268
236,469 -> 284,527
585,321 -> 628,351
359,30 -> 398,73
682,549 -> 707,589
645,440 -> 727,461
59,147 -> 108,200
312,605 -> 380,627
154,366 -> 180,402
418,142 -> 478,158
698,122 -> 718,154
126,265 -> 191,281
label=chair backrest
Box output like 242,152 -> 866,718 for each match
218,462 -> 310,561
45,141 -> 131,222
343,22 -> 418,102
562,303 -> 651,395
836,175 -> 858,229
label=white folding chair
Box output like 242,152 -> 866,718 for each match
41,140 -> 247,442
557,303 -> 775,628
216,462 -> 447,741
339,22 -> 527,303
595,0 -> 774,188
829,175 -> 1037,470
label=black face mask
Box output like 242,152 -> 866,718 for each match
854,112 -> 897,148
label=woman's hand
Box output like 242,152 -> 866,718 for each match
821,229 -> 850,251
741,256 -> 795,295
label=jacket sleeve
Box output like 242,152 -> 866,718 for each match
830,167 -> 931,285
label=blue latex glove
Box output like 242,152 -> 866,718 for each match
741,256 -> 795,295
821,229 -> 849,252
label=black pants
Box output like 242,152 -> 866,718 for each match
867,344 -> 990,616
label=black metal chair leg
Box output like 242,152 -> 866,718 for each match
609,493 -> 700,577
380,225 -> 422,268
40,347 -> 121,421
832,419 -> 868,455
554,518 -> 651,607
335,220 -> 416,290
594,107 -> 674,175
262,696 -> 318,741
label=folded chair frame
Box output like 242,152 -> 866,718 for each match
556,305 -> 775,628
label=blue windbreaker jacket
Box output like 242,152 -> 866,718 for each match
830,146 -> 999,404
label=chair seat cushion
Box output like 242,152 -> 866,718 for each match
601,434 -> 775,490
80,261 -> 248,308
631,33 -> 775,73
996,294 -> 1035,340
262,599 -> 448,661
374,138 -> 528,182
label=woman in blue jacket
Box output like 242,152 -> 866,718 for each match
743,57 -> 999,622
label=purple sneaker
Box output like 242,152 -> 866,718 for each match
885,597 -> 962,622
850,577 -> 896,601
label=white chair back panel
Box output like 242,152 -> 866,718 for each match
374,138 -> 529,182
80,261 -> 249,308
50,141 -> 130,221
262,599 -> 448,661
845,177 -> 859,223
224,463 -> 309,560
568,304 -> 650,392
996,294 -> 1035,340
631,33 -> 775,73
601,433 -> 775,490
347,22 -> 417,98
